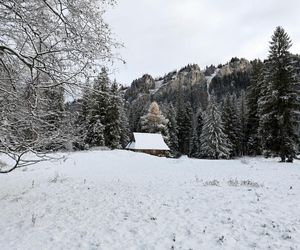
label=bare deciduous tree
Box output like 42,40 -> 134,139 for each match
0,0 -> 121,173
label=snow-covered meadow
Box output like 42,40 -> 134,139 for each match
1,150 -> 300,250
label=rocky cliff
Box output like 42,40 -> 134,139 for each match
124,58 -> 253,131
125,58 -> 253,109
209,58 -> 252,100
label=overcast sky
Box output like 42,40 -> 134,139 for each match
106,0 -> 300,85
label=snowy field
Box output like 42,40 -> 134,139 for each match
1,150 -> 300,250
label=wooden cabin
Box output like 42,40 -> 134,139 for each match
126,133 -> 170,157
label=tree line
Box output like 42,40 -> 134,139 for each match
125,27 -> 300,162
73,67 -> 130,150
1,24 -> 299,173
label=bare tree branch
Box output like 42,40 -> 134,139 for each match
0,0 -> 121,173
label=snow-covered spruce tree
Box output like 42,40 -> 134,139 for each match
176,85 -> 193,155
72,84 -> 93,150
163,104 -> 179,153
185,103 -> 194,156
177,102 -> 193,155
291,54 -> 300,153
140,102 -> 169,141
190,109 -> 203,158
246,59 -> 264,155
81,74 -> 129,150
128,96 -> 150,132
221,94 -> 240,157
237,90 -> 248,156
105,80 -> 122,149
258,27 -> 300,162
119,105 -> 131,149
200,97 -> 231,159
89,119 -> 105,147
85,68 -> 111,147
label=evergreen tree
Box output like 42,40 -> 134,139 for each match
237,90 -> 248,156
105,80 -> 122,149
128,96 -> 150,132
258,27 -> 300,162
185,103 -> 194,156
73,84 -> 92,149
85,67 -> 110,147
221,94 -> 239,157
119,103 -> 131,149
88,118 -> 105,146
200,97 -> 231,159
190,109 -> 203,158
246,59 -> 264,155
164,104 -> 179,153
75,75 -> 130,150
176,86 -> 193,155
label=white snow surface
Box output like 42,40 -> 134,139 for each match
126,132 -> 170,150
1,150 -> 300,250
155,80 -> 164,89
150,80 -> 165,95
206,69 -> 219,100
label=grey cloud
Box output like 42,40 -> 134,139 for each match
106,0 -> 300,85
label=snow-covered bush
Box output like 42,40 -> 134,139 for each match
227,178 -> 239,187
204,179 -> 220,186
240,180 -> 262,188
227,178 -> 263,188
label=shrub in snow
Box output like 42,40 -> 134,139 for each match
227,178 -> 239,187
31,213 -> 37,227
204,179 -> 220,186
217,235 -> 225,245
227,178 -> 262,188
48,173 -> 67,184
240,180 -> 262,188
240,158 -> 249,165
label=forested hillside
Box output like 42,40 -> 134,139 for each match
67,27 -> 300,161
1,25 -> 300,174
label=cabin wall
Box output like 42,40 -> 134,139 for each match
128,149 -> 168,157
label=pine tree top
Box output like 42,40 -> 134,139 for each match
269,26 -> 292,60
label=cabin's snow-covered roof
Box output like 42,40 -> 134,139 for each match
126,133 -> 170,151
